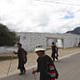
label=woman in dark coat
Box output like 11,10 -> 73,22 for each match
13,43 -> 27,75
32,47 -> 58,80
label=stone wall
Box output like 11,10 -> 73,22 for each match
17,32 -> 80,51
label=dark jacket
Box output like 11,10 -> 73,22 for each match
51,45 -> 58,57
17,48 -> 27,69
37,55 -> 55,80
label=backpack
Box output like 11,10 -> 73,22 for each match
47,63 -> 59,79
21,49 -> 27,64
24,50 -> 27,64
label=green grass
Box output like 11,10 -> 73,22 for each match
0,56 -> 17,61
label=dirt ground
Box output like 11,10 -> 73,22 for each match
0,47 -> 80,78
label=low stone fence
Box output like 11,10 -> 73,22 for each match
0,47 -> 17,54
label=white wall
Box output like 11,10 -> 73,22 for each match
64,34 -> 80,48
17,32 -> 80,51
56,39 -> 63,48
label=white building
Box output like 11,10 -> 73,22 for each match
17,32 -> 80,51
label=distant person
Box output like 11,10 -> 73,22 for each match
51,42 -> 59,61
13,43 -> 27,75
32,46 -> 58,80
78,42 -> 80,47
55,45 -> 59,61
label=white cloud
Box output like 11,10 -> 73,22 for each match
0,0 -> 80,33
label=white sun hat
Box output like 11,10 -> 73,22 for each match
34,47 -> 45,52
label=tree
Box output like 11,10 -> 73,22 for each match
0,24 -> 18,46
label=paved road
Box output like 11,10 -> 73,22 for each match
1,53 -> 80,80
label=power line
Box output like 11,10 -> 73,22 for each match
35,0 -> 80,6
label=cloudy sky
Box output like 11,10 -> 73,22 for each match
0,0 -> 80,33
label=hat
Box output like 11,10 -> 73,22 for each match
34,47 -> 45,52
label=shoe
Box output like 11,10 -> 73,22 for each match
19,72 -> 24,75
23,69 -> 26,74
17,67 -> 20,69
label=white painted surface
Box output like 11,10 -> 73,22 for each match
17,32 -> 80,51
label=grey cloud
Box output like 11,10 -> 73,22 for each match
0,0 -> 80,33
38,14 -> 49,27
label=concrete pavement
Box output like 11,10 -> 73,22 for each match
56,52 -> 80,80
1,52 -> 80,80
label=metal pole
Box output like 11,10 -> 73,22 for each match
7,54 -> 13,76
32,68 -> 36,80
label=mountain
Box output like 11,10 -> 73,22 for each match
66,27 -> 80,35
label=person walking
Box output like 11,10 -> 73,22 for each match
13,43 -> 27,75
51,42 -> 58,61
32,46 -> 58,80
55,46 -> 59,61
